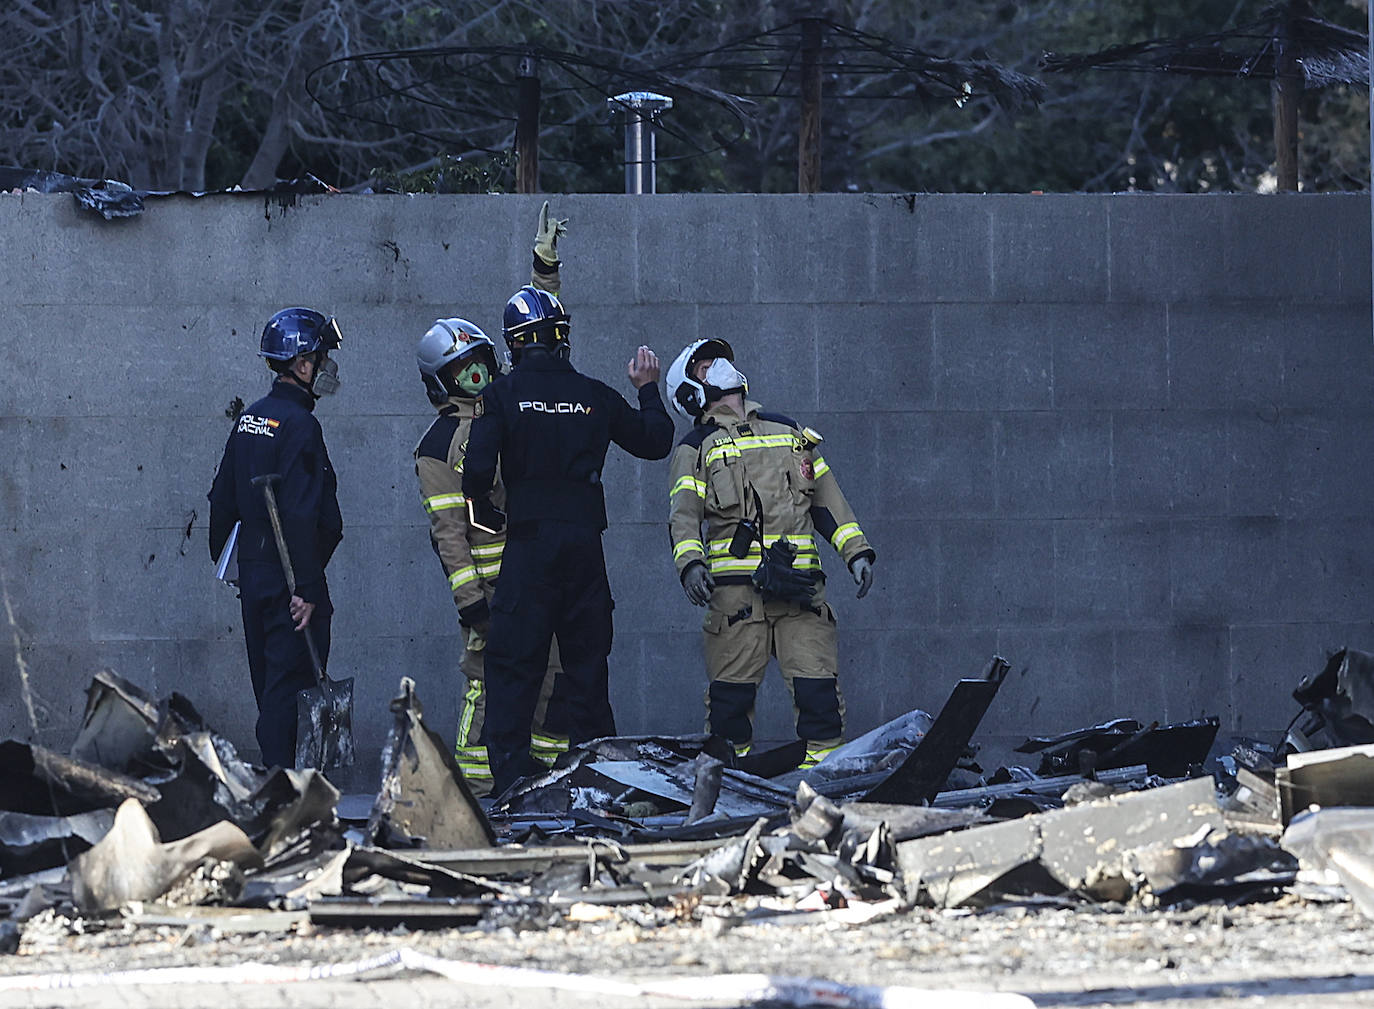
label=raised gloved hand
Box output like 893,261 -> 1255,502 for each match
533,200 -> 568,266
850,555 -> 874,599
681,561 -> 716,606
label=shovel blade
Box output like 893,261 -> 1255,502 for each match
295,675 -> 355,771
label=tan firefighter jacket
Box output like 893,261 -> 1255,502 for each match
414,259 -> 560,626
667,400 -> 874,586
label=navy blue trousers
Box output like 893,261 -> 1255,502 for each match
484,522 -> 615,794
239,563 -> 332,769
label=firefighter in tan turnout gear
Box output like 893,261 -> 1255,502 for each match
666,339 -> 875,767
412,203 -> 570,792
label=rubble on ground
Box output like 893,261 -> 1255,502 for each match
4,649 -> 1374,963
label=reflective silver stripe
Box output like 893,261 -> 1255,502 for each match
674,538 -> 705,561
449,565 -> 480,590
424,493 -> 466,513
831,523 -> 862,550
672,475 -> 706,499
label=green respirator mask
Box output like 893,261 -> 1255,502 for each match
456,360 -> 492,395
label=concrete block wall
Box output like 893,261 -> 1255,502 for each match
1,191 -> 1370,780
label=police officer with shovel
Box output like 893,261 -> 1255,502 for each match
209,308 -> 344,768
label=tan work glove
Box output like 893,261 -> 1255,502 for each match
466,624 -> 488,652
533,200 -> 568,267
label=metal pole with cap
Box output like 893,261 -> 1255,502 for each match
608,91 -> 674,193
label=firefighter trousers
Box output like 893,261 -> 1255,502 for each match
456,635 -> 567,795
484,521 -> 616,794
701,582 -> 843,760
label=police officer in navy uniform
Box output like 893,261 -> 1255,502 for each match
462,286 -> 674,793
208,308 -> 343,768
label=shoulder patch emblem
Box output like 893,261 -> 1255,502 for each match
473,398 -> 484,419
799,458 -> 815,481
237,414 -> 279,438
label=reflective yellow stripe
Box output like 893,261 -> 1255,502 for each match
470,542 -> 504,558
449,565 -> 480,590
813,456 -> 831,478
672,475 -> 706,499
456,679 -> 483,745
674,538 -> 705,561
704,443 -> 742,465
424,493 -> 466,513
454,743 -> 491,779
801,744 -> 838,768
531,732 -> 570,766
475,561 -> 501,578
707,548 -> 820,575
703,434 -> 798,467
705,536 -> 821,571
732,741 -> 752,757
710,557 -> 761,574
831,523 -> 862,550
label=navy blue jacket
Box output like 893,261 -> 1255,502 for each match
463,352 -> 674,530
208,380 -> 342,605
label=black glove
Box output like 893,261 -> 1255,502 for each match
751,539 -> 818,605
467,496 -> 506,535
681,561 -> 716,606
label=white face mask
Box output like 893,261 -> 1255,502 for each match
702,357 -> 746,393
312,356 -> 341,396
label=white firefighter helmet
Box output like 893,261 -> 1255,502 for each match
666,338 -> 745,419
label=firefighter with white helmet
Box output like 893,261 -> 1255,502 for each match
666,338 -> 875,767
412,204 -> 570,792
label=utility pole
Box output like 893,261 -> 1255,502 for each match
516,54 -> 540,194
1272,7 -> 1300,192
798,17 -> 823,194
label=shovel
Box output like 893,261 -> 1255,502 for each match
251,473 -> 355,771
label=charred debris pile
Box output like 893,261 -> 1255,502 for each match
5,651 -> 1374,944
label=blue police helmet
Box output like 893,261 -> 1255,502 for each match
259,307 -> 342,362
501,286 -> 570,361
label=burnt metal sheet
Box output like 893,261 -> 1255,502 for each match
1017,716 -> 1220,778
1278,743 -> 1374,823
367,678 -> 493,850
69,670 -> 161,772
251,768 -> 342,858
899,777 -> 1224,907
1282,807 -> 1374,919
69,799 -> 261,912
1128,834 -> 1295,904
0,740 -> 160,817
1287,648 -> 1374,753
899,816 -> 1044,907
931,764 -> 1149,807
0,809 -> 114,879
1037,776 -> 1223,900
861,657 -> 1010,805
735,739 -> 806,778
308,896 -> 488,928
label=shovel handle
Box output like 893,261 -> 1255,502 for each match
252,473 -> 326,687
